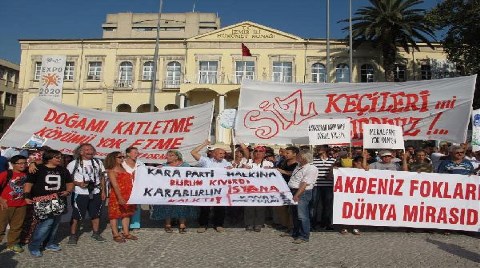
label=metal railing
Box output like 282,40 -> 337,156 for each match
114,79 -> 133,89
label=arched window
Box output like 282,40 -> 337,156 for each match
142,61 -> 154,80
311,63 -> 326,83
394,64 -> 406,82
360,64 -> 374,82
166,61 -> 181,88
118,61 -> 133,87
335,63 -> 350,82
116,104 -> 132,113
136,104 -> 158,113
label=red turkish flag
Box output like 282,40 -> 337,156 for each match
241,43 -> 252,56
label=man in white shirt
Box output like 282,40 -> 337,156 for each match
286,149 -> 318,244
191,140 -> 232,233
67,143 -> 106,245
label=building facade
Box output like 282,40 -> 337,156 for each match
17,13 -> 457,144
0,59 -> 19,136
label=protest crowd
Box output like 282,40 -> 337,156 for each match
0,139 -> 479,257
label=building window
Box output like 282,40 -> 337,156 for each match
360,64 -> 375,82
198,61 -> 218,84
311,63 -> 326,83
166,61 -> 181,87
6,72 -> 13,83
87,62 -> 102,80
272,61 -> 292,83
394,64 -> 407,82
142,61 -> 154,80
34,62 -> 42,81
235,61 -> 255,83
335,64 -> 350,82
64,62 -> 75,81
5,93 -> 16,106
420,65 -> 432,80
118,61 -> 133,87
0,68 -> 4,80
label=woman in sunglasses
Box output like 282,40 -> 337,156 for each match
104,151 -> 138,243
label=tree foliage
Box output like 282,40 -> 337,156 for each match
348,0 -> 435,81
427,0 -> 480,108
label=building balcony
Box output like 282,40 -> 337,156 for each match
114,79 -> 133,90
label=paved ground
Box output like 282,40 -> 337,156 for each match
0,208 -> 479,268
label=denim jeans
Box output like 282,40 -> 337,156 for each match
291,189 -> 313,241
28,215 -> 61,251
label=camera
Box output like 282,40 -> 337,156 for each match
87,181 -> 96,199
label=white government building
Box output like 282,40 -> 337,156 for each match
17,12 -> 457,145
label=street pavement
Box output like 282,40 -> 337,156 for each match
0,208 -> 479,268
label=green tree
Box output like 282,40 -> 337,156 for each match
348,0 -> 435,81
427,0 -> 480,109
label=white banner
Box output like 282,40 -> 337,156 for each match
333,168 -> 480,232
472,109 -> 480,152
0,98 -> 214,164
363,124 -> 404,149
38,55 -> 66,102
308,119 -> 351,145
128,165 -> 295,206
235,76 -> 477,144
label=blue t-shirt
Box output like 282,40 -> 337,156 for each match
437,159 -> 474,175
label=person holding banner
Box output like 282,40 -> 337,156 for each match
286,149 -> 318,244
243,145 -> 274,232
191,140 -> 232,233
104,151 -> 138,243
150,150 -> 198,234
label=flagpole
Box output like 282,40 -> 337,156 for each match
150,0 -> 164,112
349,0 -> 353,83
326,0 -> 330,83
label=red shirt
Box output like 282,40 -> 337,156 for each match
0,170 -> 27,207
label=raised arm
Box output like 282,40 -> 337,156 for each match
191,139 -> 210,161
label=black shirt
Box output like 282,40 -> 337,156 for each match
277,160 -> 298,183
26,165 -> 73,198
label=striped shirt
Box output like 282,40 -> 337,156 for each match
312,157 -> 336,187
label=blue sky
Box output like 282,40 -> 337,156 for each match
0,0 -> 442,64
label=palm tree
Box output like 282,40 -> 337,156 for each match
347,0 -> 435,81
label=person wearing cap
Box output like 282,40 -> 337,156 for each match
191,140 -> 232,233
242,145 -> 274,232
363,150 -> 401,171
437,145 -> 474,175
